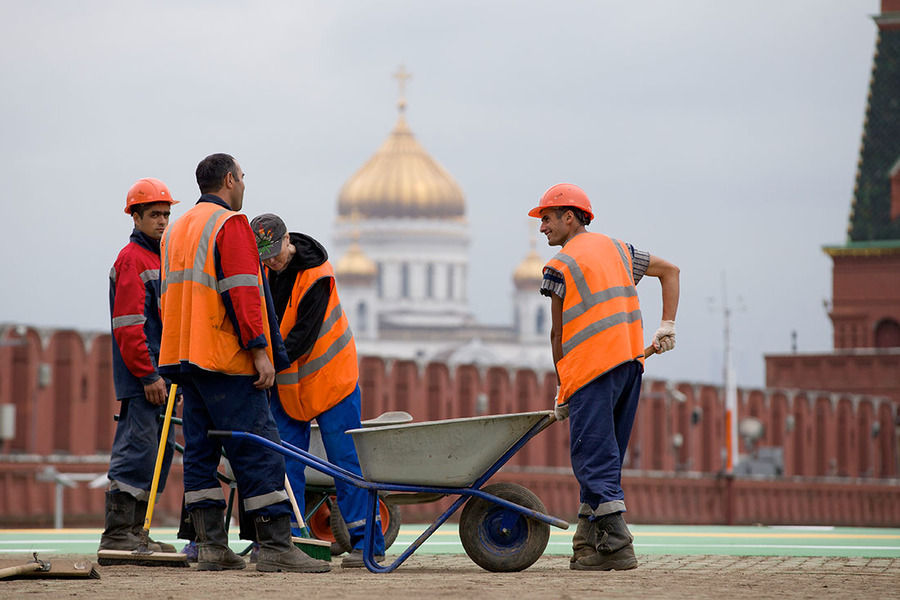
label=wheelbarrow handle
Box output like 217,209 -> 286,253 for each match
208,430 -> 233,438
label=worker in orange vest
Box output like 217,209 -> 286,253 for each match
101,178 -> 179,556
159,154 -> 328,574
529,183 -> 680,571
250,212 -> 385,568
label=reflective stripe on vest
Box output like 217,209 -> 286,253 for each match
159,202 -> 272,375
273,263 -> 359,422
547,233 -> 644,403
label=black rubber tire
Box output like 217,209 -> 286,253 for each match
458,482 -> 551,572
330,495 -> 402,554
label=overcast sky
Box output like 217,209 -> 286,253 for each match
0,1 -> 881,388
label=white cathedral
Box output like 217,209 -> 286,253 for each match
330,71 -> 552,371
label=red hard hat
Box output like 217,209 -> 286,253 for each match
528,183 -> 594,222
124,178 -> 178,214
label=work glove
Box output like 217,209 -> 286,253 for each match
553,394 -> 569,422
652,320 -> 676,353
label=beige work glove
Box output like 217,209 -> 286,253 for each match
652,320 -> 676,353
553,392 -> 569,422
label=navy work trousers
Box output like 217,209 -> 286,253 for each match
176,371 -> 290,519
107,394 -> 175,501
270,385 -> 385,554
568,360 -> 643,519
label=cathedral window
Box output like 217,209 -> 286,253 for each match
401,263 -> 410,298
426,264 -> 434,298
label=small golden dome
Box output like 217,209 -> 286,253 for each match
335,241 -> 377,280
337,112 -> 466,220
513,239 -> 546,289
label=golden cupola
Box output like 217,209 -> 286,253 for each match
335,227 -> 377,282
513,237 -> 546,290
337,67 -> 465,221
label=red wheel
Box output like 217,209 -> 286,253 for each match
306,494 -> 337,543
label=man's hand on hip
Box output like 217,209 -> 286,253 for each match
251,348 -> 275,389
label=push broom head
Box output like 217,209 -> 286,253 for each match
292,536 -> 332,562
96,549 -> 191,568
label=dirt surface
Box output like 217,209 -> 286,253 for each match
1,553 -> 899,600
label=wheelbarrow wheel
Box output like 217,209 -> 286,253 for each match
304,493 -> 344,555
459,482 -> 550,572
330,495 -> 402,554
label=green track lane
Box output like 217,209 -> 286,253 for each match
2,524 -> 898,558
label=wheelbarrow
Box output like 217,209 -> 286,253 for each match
303,411 -> 412,554
209,410 -> 568,573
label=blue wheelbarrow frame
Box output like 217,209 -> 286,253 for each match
209,412 -> 568,573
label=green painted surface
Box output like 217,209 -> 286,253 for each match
3,524 -> 899,558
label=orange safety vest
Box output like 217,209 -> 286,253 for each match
273,262 -> 358,421
546,232 -> 644,403
158,201 -> 273,375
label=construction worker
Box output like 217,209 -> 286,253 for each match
529,183 -> 680,571
250,213 -> 385,568
101,178 -> 179,556
158,153 -> 329,574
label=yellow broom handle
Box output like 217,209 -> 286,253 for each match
144,383 -> 178,531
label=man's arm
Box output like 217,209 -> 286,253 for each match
644,255 -> 680,351
111,256 -> 165,405
550,293 -> 563,386
215,216 -> 274,388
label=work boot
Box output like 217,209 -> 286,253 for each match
571,512 -> 638,571
254,513 -> 330,573
134,500 -> 177,553
341,548 -> 385,568
98,491 -> 141,552
569,515 -> 594,567
191,507 -> 246,571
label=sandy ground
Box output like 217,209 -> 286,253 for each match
1,553 -> 899,600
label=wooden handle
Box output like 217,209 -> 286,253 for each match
644,345 -> 656,358
0,562 -> 41,580
144,383 -> 178,533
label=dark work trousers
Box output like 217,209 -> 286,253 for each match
107,394 -> 175,501
568,360 -> 643,519
175,371 -> 291,519
269,385 -> 385,554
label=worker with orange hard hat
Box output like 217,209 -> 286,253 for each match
100,178 -> 179,557
530,183 -> 680,572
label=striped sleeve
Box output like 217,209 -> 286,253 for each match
540,266 -> 565,299
628,244 -> 650,285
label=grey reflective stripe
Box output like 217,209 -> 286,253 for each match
109,266 -> 117,283
582,499 -> 626,518
276,327 -> 354,385
162,267 -> 219,291
561,309 -> 643,357
218,273 -> 261,294
112,314 -> 146,329
243,489 -> 288,512
185,487 -> 225,505
554,251 -> 637,323
109,479 -> 150,502
161,208 -> 229,294
140,269 -> 160,284
318,303 -> 344,338
297,326 -> 353,379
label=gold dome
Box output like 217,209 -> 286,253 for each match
513,239 -> 546,289
335,241 -> 377,280
337,111 -> 466,220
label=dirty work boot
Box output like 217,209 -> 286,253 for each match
571,512 -> 638,571
98,491 -> 141,552
134,499 -> 177,552
569,515 -> 595,568
341,548 -> 385,568
192,507 -> 246,571
254,513 -> 330,573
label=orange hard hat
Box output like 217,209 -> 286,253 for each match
528,183 -> 594,222
124,178 -> 178,214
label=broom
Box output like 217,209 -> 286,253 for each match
284,474 -> 331,561
97,384 -> 190,567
